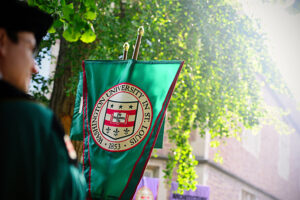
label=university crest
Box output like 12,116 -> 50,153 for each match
90,83 -> 153,152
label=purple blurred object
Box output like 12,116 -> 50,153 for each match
170,182 -> 210,200
133,177 -> 159,200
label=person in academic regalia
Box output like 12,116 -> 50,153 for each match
0,1 -> 86,199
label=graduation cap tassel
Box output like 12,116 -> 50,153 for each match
132,26 -> 144,60
123,42 -> 129,60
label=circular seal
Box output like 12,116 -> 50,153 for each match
135,186 -> 154,200
90,83 -> 153,152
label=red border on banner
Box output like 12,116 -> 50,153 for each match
82,61 -> 93,198
120,61 -> 184,200
82,61 -> 85,174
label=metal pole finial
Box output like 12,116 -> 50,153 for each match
138,26 -> 144,36
123,42 -> 129,60
132,26 -> 144,60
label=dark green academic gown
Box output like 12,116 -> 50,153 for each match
0,80 -> 86,199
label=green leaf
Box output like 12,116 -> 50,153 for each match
53,19 -> 64,28
84,11 -> 97,20
62,25 -> 81,42
80,28 -> 96,43
62,3 -> 74,20
83,0 -> 96,8
48,26 -> 56,34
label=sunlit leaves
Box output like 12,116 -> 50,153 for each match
213,151 -> 223,164
30,0 -> 97,43
61,2 -> 74,20
84,11 -> 97,20
63,24 -> 81,42
80,27 -> 96,43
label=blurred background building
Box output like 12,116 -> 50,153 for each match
145,84 -> 300,199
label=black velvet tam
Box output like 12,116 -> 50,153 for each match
0,0 -> 53,46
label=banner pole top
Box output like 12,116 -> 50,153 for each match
132,26 -> 144,60
123,42 -> 130,60
123,42 -> 130,51
138,26 -> 144,36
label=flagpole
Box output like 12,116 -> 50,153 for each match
123,42 -> 129,60
132,26 -> 144,60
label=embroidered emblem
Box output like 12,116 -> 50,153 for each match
90,83 -> 153,152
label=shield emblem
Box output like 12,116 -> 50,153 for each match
102,100 -> 139,140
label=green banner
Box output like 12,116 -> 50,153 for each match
70,72 -> 83,141
82,60 -> 183,199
